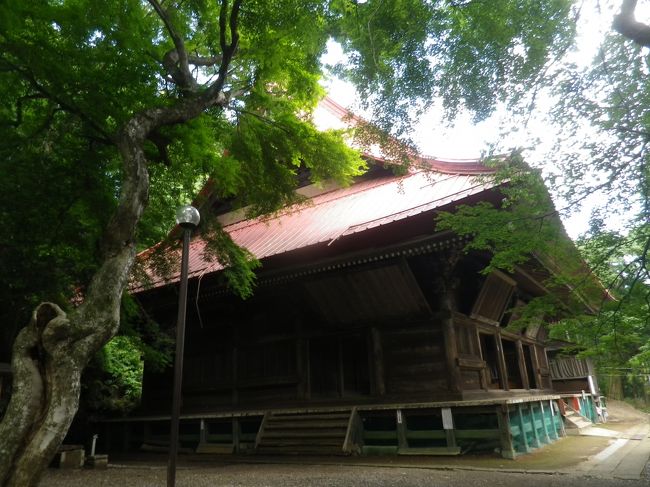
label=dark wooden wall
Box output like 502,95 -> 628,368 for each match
139,252 -> 555,415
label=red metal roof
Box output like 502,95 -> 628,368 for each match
133,165 -> 496,292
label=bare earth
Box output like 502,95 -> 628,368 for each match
40,400 -> 650,487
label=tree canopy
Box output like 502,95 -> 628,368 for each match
435,1 -> 650,402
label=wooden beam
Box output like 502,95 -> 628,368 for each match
342,407 -> 360,454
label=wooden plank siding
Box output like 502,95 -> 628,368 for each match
381,327 -> 448,395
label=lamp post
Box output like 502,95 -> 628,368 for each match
167,205 -> 200,487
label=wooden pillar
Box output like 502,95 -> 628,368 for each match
305,337 -> 312,400
295,316 -> 309,400
122,422 -> 130,452
337,339 -> 345,398
497,404 -> 516,459
232,418 -> 240,453
441,407 -> 456,449
441,312 -> 462,394
199,419 -> 207,444
476,328 -> 489,390
143,422 -> 152,444
369,327 -> 386,396
396,410 -> 408,450
516,340 -> 529,390
232,346 -> 239,406
296,337 -> 309,400
495,331 -> 509,391
531,345 -> 544,390
433,251 -> 462,395
105,422 -> 112,452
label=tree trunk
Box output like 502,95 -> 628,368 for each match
0,78 -> 238,487
0,120 -> 149,485
0,304 -> 85,486
0,4 -> 241,483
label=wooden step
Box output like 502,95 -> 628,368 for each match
270,413 -> 350,421
256,409 -> 353,455
564,410 -> 593,432
258,439 -> 344,446
264,430 -> 347,439
265,420 -> 349,429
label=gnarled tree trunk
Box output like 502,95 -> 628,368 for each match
0,2 -> 240,484
0,120 -> 150,487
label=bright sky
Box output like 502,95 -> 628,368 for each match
319,1 -> 643,239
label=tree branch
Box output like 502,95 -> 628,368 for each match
213,0 -> 241,94
613,0 -> 650,47
149,0 -> 196,91
0,57 -> 111,140
188,54 -> 223,66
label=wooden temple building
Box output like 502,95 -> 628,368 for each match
101,99 -> 603,458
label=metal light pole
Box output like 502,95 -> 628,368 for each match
167,205 -> 200,487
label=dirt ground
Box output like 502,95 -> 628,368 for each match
39,399 -> 650,487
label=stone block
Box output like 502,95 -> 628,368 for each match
85,454 -> 108,469
55,445 -> 85,468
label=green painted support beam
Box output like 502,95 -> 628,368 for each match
527,404 -> 541,448
536,402 -> 551,444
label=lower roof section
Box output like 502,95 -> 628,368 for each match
133,167 -> 497,293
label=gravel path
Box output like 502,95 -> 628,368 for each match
41,462 -> 647,487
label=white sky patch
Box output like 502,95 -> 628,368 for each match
319,2 -> 640,240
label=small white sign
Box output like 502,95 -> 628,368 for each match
396,410 -> 403,424
441,407 -> 454,430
